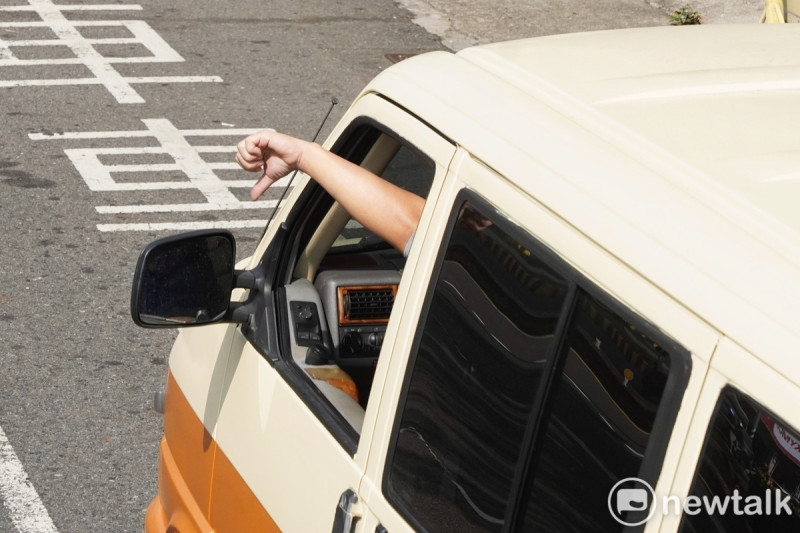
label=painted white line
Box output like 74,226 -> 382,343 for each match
97,220 -> 269,232
100,162 -> 243,172
102,163 -> 182,172
59,121 -> 268,193
28,119 -> 282,231
219,180 -> 259,188
0,21 -> 143,27
124,19 -> 182,62
0,424 -> 58,533
124,75 -> 224,83
194,146 -> 240,153
0,1 -> 219,103
0,39 -> 141,47
0,4 -> 141,12
29,128 -> 260,141
0,76 -> 222,88
143,118 -> 241,206
0,58 -> 188,66
30,131 -> 157,141
45,180 -> 257,192
27,0 -> 145,104
83,181 -> 253,191
96,199 -> 281,214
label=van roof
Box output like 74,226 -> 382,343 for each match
462,24 -> 800,240
364,24 -> 800,371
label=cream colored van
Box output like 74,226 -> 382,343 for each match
132,24 -> 800,532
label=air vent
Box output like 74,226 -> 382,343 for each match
338,285 -> 397,324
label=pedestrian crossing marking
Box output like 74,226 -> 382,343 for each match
30,119 -> 291,232
0,0 -> 221,103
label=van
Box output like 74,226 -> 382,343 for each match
132,24 -> 800,532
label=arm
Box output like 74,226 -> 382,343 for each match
236,130 -> 424,252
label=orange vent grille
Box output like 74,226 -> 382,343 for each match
338,285 -> 397,324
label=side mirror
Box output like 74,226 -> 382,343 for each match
131,230 -> 236,328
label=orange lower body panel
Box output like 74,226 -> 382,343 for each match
145,436 -> 212,532
145,371 -> 280,532
208,442 -> 281,532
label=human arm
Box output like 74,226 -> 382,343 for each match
236,130 -> 424,253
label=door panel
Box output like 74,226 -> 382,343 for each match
209,335 -> 360,531
153,323 -> 240,530
361,153 -> 718,532
206,94 -> 458,531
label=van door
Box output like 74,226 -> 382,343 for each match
205,94 -> 457,531
358,152 -> 719,532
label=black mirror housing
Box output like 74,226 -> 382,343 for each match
131,230 -> 236,328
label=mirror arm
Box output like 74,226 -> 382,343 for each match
234,269 -> 256,289
226,269 -> 261,324
227,302 -> 251,324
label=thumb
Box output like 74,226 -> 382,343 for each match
250,171 -> 278,201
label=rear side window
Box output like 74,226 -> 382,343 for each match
680,388 -> 800,532
520,292 -> 675,530
385,193 -> 690,532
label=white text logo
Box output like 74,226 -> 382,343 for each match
608,477 -> 792,526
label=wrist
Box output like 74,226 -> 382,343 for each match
296,141 -> 323,174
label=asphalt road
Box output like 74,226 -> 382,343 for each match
0,0 -> 765,531
0,0 -> 439,531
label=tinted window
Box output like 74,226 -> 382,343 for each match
680,388 -> 800,532
520,293 -> 673,531
385,195 -> 690,532
387,202 -> 570,531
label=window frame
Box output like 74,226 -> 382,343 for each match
384,188 -> 693,531
253,115 -> 445,455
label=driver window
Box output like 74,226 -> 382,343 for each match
280,122 -> 440,451
333,143 -> 436,249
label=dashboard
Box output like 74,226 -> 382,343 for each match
284,268 -> 400,369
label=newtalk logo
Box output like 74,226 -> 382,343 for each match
608,477 -> 793,527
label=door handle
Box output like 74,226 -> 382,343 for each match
332,489 -> 360,533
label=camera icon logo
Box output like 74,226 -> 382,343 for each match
608,477 -> 656,526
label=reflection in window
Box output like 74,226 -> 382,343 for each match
680,388 -> 800,532
385,197 -> 689,532
521,293 -> 672,531
386,203 -> 570,532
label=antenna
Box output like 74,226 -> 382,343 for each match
261,97 -> 339,236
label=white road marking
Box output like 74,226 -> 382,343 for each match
97,220 -> 270,232
45,180 -> 257,192
0,424 -> 58,533
1,4 -> 142,11
29,128 -> 261,141
0,75 -> 222,88
30,120 -> 288,231
0,1 -> 221,103
145,118 -> 242,206
96,199 -> 280,214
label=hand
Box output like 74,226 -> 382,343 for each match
235,130 -> 309,200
